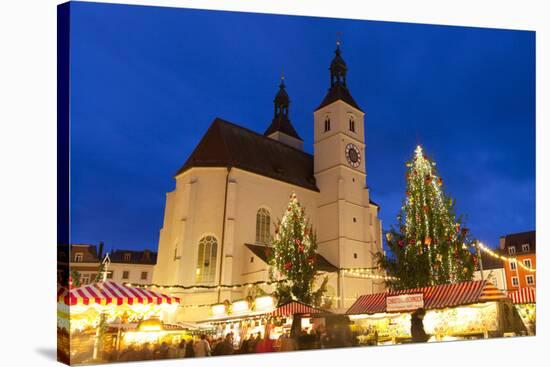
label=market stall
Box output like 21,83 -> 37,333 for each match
508,287 -> 536,335
57,281 -> 181,364
346,280 -> 526,345
198,297 -> 329,350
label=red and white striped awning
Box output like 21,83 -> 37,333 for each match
509,287 -> 536,304
59,281 -> 180,306
347,280 -> 508,315
269,301 -> 328,317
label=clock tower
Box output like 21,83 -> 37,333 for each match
313,43 -> 384,307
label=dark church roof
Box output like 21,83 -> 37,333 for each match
245,243 -> 339,273
317,84 -> 363,112
264,115 -> 302,140
175,118 -> 318,191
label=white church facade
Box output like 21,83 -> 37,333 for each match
153,44 -> 386,320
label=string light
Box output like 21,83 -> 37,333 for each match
477,242 -> 536,273
343,268 -> 398,281
126,279 -> 287,291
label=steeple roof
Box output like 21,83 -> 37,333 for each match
264,77 -> 302,141
316,43 -> 363,112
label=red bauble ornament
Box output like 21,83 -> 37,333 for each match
408,239 -> 415,245
398,239 -> 404,247
294,239 -> 301,246
298,245 -> 305,253
284,262 -> 292,270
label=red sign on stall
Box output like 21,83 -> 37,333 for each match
386,293 -> 424,312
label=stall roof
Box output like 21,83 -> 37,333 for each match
346,280 -> 508,315
59,281 -> 180,306
508,287 -> 536,304
270,301 -> 331,317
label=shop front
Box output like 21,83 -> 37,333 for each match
508,287 -> 536,335
346,280 -> 527,345
197,296 -> 330,350
57,280 -> 181,364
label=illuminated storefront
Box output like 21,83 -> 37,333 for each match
347,280 -> 527,344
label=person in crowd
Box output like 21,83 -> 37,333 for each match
255,327 -> 275,353
410,308 -> 430,343
158,341 -> 170,359
213,333 -> 235,356
194,334 -> 211,357
176,340 -> 186,358
184,338 -> 196,358
119,345 -> 139,361
239,334 -> 250,354
279,331 -> 296,352
137,342 -> 153,360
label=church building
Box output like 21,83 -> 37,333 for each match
153,44 -> 385,320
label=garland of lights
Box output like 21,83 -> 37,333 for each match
126,279 -> 287,291
477,242 -> 536,273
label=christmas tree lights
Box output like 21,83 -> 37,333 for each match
377,146 -> 476,290
269,193 -> 326,306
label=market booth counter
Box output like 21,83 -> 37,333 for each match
57,281 -> 182,365
508,287 -> 536,336
197,296 -> 331,351
346,280 -> 527,346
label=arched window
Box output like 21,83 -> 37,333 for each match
349,115 -> 355,132
255,208 -> 271,245
195,235 -> 218,284
324,116 -> 331,132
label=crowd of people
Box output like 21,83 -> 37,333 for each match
95,309 -> 431,363
107,323 -> 363,361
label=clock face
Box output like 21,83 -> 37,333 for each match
345,143 -> 361,168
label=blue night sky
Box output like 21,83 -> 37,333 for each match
69,2 -> 535,252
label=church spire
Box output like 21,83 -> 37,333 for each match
316,40 -> 362,112
273,74 -> 290,119
330,41 -> 347,87
264,75 -> 303,149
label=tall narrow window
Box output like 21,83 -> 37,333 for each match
256,208 -> 271,245
349,115 -> 355,132
324,116 -> 331,132
195,235 -> 218,284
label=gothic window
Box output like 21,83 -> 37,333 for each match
324,116 -> 331,132
349,115 -> 355,132
195,235 -> 218,284
256,208 -> 271,245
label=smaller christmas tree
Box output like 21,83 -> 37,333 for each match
269,193 -> 326,305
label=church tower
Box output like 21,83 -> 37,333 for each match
314,42 -> 384,307
264,77 -> 304,150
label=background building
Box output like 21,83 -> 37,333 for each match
107,249 -> 157,285
65,243 -> 157,286
500,230 -> 536,290
473,252 -> 507,291
68,243 -> 103,285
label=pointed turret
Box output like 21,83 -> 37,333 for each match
316,41 -> 362,112
264,76 -> 303,150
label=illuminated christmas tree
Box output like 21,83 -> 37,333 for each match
269,193 -> 326,305
377,146 -> 477,290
